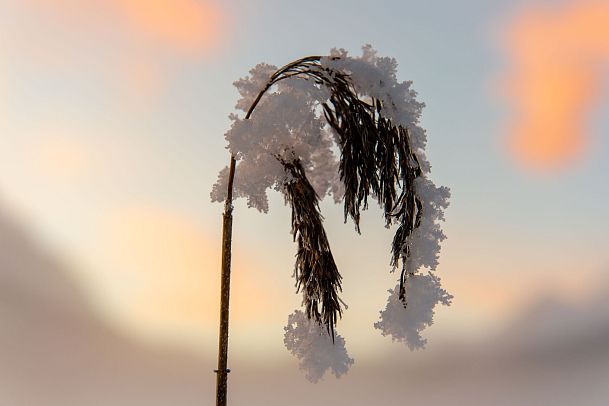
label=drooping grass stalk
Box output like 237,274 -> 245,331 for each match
216,55 -> 422,406
279,157 -> 343,339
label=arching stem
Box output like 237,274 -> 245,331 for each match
215,59 -> 320,406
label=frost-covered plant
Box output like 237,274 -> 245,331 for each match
284,310 -> 354,383
212,45 -> 450,382
375,274 -> 453,350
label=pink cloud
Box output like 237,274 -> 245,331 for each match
12,0 -> 227,109
118,0 -> 222,53
500,1 -> 609,170
26,0 -> 224,53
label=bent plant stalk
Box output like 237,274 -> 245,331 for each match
215,56 -> 422,406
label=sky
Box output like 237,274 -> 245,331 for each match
1,0 -> 609,401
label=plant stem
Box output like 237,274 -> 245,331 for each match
215,156 -> 235,406
214,57 -> 320,405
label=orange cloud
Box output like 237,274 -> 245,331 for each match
15,0 -> 226,109
96,206 -> 275,344
119,0 -> 221,52
24,0 -> 223,53
500,1 -> 609,170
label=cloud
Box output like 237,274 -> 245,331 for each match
24,0 -> 223,53
0,203 -> 212,405
95,206 -> 276,345
118,0 -> 221,53
2,200 -> 608,405
12,0 -> 226,107
500,1 -> 609,170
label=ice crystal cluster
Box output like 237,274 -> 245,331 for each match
211,45 -> 451,381
284,310 -> 354,383
375,274 -> 453,350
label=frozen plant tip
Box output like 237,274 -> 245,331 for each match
280,157 -> 343,339
375,273 -> 453,350
212,46 -> 450,390
284,310 -> 354,383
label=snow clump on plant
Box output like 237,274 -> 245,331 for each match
375,274 -> 453,350
284,310 -> 354,383
212,45 -> 451,380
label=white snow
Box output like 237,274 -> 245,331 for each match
405,176 -> 451,274
374,274 -> 453,350
212,45 -> 451,378
211,45 -> 433,208
321,45 -> 430,171
283,310 -> 354,383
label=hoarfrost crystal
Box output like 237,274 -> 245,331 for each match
375,274 -> 453,350
211,45 -> 451,381
284,310 -> 354,382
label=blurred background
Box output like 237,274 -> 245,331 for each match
1,0 -> 608,404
